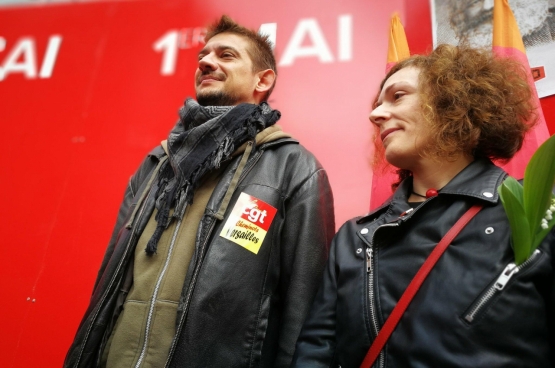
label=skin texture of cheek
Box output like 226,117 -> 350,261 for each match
384,130 -> 433,170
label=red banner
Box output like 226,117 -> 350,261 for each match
0,0 -> 404,365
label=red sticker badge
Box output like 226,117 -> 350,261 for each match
220,192 -> 277,254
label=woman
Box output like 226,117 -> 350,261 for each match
292,44 -> 555,367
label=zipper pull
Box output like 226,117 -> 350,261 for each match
494,263 -> 519,290
366,247 -> 373,273
399,207 -> 414,218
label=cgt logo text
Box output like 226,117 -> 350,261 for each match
0,35 -> 62,81
242,205 -> 269,225
220,193 -> 278,254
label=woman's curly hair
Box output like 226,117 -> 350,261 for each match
373,44 -> 538,189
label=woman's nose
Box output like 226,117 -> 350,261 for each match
369,104 -> 389,126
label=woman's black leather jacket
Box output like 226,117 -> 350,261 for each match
293,158 -> 555,367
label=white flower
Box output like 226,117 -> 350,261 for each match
541,223 -> 549,229
542,205 -> 555,223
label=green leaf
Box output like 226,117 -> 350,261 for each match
501,176 -> 524,203
499,180 -> 530,265
523,134 -> 555,246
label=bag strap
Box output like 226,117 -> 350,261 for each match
360,204 -> 483,368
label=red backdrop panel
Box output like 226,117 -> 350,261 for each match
1,0 -> 552,366
0,0 -> 403,366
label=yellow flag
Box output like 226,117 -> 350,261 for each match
386,13 -> 410,72
493,0 -> 525,52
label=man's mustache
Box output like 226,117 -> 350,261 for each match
197,72 -> 226,85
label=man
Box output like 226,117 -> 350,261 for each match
64,15 -> 335,368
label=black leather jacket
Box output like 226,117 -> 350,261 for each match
65,137 -> 335,368
293,159 -> 555,367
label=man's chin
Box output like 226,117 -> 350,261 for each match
196,91 -> 239,107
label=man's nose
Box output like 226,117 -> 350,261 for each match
199,53 -> 217,72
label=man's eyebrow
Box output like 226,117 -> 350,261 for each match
198,45 -> 241,56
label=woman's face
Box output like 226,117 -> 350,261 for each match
369,66 -> 432,170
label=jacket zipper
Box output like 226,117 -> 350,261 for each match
464,249 -> 541,323
75,185 -> 155,368
365,204 -> 426,368
367,222 -> 399,368
135,216 -> 185,367
164,218 -> 216,367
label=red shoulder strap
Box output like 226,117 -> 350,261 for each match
360,204 -> 483,368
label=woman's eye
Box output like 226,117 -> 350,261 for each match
393,92 -> 404,100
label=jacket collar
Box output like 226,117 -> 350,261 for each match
431,158 -> 507,202
358,159 -> 507,224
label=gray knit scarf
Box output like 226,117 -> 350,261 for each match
145,98 -> 281,255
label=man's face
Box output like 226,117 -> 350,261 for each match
195,33 -> 260,106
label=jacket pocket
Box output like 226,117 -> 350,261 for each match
462,249 -> 542,324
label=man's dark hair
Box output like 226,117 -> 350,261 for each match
205,15 -> 277,100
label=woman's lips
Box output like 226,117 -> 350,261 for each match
380,128 -> 400,142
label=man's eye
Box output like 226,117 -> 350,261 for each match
222,52 -> 234,58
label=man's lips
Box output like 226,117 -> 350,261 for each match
198,74 -> 223,85
380,128 -> 401,142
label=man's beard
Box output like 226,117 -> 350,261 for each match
197,90 -> 240,107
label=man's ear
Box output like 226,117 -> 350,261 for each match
255,69 -> 276,95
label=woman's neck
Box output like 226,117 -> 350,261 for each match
409,155 -> 474,201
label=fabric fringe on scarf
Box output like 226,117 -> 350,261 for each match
144,98 -> 280,255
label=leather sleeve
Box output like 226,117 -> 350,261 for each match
64,148 -> 164,368
290,222 -> 342,367
91,149 -> 162,293
275,168 -> 335,367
